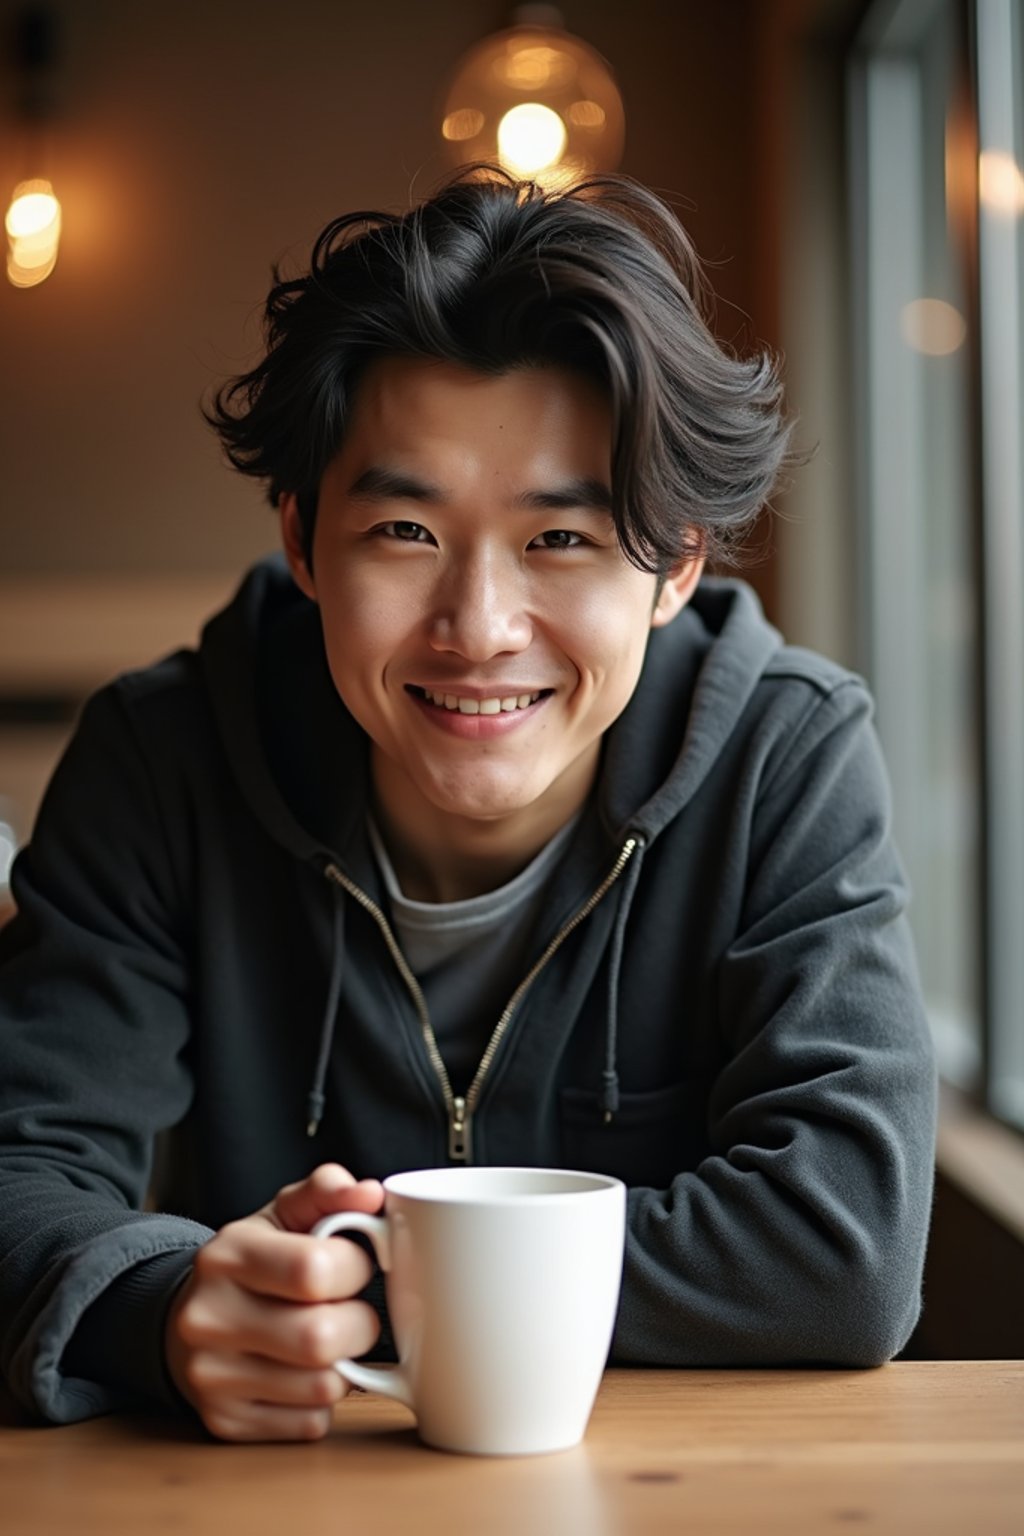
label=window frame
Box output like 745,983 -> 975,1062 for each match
849,0 -> 1024,1134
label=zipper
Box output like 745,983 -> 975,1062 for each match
324,834 -> 640,1164
449,1095 -> 470,1161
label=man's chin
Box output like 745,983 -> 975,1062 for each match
428,795 -> 540,827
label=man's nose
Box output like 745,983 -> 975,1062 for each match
427,551 -> 532,660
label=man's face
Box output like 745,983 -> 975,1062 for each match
283,356 -> 698,850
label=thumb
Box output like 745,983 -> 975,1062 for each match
267,1162 -> 385,1234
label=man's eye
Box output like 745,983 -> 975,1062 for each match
380,520 -> 431,542
530,529 -> 584,550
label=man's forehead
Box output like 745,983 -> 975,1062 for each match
328,355 -> 614,490
350,353 -> 610,424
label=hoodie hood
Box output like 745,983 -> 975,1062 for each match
199,555 -> 375,878
597,578 -> 784,843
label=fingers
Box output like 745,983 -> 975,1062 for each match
171,1287 -> 382,1442
163,1165 -> 388,1444
187,1352 -> 345,1408
205,1406 -> 336,1443
270,1163 -> 385,1235
178,1284 -> 381,1369
197,1218 -> 375,1302
200,1401 -> 335,1445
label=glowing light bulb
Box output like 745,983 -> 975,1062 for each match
497,103 -> 567,175
441,19 -> 624,180
5,178 -> 61,288
5,182 -> 59,239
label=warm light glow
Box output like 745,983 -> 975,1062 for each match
979,149 -> 1024,216
499,44 -> 574,91
567,99 -> 605,129
441,23 -> 624,177
900,298 -> 967,356
442,107 -> 485,142
944,105 -> 976,244
6,249 -> 58,288
5,178 -> 61,289
5,182 -> 59,239
497,102 -> 567,175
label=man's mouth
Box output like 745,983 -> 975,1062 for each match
407,686 -> 550,716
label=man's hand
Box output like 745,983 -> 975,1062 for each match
165,1163 -> 384,1442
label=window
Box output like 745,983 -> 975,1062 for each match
850,0 -> 1024,1130
976,0 -> 1024,1127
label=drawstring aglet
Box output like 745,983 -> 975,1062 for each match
306,1090 -> 325,1139
601,1069 -> 620,1124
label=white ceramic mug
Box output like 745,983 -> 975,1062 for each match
311,1165 -> 626,1456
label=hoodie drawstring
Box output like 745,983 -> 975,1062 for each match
601,833 -> 646,1123
306,877 -> 346,1137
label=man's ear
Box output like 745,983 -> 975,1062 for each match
651,550 -> 705,629
280,492 -> 317,601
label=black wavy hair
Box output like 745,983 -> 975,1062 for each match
206,165 -> 793,573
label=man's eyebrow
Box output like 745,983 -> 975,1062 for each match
347,467 -> 445,502
347,467 -> 615,516
513,479 -> 615,515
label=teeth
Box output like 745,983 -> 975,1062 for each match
421,689 -> 541,713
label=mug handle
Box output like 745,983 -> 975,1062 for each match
310,1211 -> 414,1409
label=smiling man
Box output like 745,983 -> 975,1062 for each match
0,169 -> 936,1442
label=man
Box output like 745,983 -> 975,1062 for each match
0,169 -> 936,1443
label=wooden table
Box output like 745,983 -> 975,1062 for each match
2,1364 -> 1022,1536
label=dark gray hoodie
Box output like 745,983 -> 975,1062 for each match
0,557 -> 937,1423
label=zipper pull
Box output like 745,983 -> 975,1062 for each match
448,1096 -> 472,1163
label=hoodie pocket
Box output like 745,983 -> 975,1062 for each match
558,1080 -> 706,1188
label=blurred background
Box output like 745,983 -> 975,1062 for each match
0,0 -> 1021,1355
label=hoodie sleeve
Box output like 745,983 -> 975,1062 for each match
613,680 -> 937,1367
0,685 -> 213,1422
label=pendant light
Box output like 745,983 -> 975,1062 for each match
6,5 -> 62,289
440,4 -> 625,185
